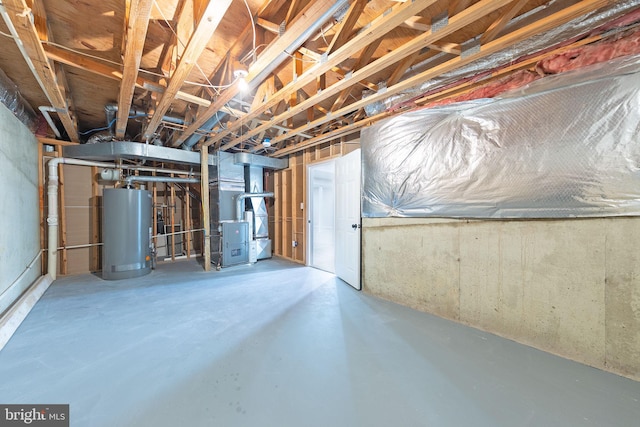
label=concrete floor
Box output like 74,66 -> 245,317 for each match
0,259 -> 639,427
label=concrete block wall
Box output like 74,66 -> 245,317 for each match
362,217 -> 640,381
0,103 -> 41,315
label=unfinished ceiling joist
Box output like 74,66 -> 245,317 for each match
1,0 -> 79,141
116,0 -> 154,139
1,0 -> 635,155
144,0 -> 233,139
272,0 -> 619,154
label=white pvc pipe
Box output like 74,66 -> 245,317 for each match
47,158 -> 117,279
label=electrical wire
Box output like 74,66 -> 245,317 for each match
41,40 -> 123,67
152,0 -> 224,92
242,0 -> 257,64
79,114 -> 147,135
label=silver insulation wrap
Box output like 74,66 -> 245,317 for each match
362,56 -> 640,218
365,0 -> 640,116
0,69 -> 36,131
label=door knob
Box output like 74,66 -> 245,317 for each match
352,223 -> 360,229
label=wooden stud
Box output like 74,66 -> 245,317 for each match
200,148 -> 211,271
90,166 -> 100,272
274,171 -> 281,256
185,184 -> 191,259
170,179 -> 176,261
56,146 -> 67,275
38,142 -> 45,272
152,170 -> 158,258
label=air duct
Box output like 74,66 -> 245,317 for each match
235,192 -> 274,222
103,103 -> 185,136
182,113 -> 226,150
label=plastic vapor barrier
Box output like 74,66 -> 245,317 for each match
362,56 -> 640,218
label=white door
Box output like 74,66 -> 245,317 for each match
335,149 -> 361,290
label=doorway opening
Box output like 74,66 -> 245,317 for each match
306,149 -> 362,289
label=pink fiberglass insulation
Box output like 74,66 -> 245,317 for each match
425,70 -> 541,108
536,27 -> 640,74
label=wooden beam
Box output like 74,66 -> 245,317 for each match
38,137 -> 79,146
1,0 -> 79,141
256,17 -> 282,34
157,0 -> 183,76
38,142 -> 45,272
45,43 -> 218,111
170,179 -> 176,261
214,0 -> 440,150
331,39 -> 382,112
274,0 -> 613,156
185,184 -> 191,259
55,146 -> 67,275
327,0 -> 368,55
116,0 -> 154,139
285,0 -> 304,25
481,0 -> 530,44
415,35 -> 603,106
387,50 -> 421,86
426,42 -> 462,55
177,0 -> 340,147
226,0 -> 508,150
449,0 -> 472,17
144,0 -> 233,139
400,15 -> 431,32
200,148 -> 211,271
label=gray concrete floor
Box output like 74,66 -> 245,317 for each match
0,258 -> 639,427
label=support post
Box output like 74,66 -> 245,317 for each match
200,148 -> 211,270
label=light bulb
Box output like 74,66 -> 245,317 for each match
234,69 -> 249,92
238,77 -> 249,92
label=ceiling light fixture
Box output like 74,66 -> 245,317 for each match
234,69 -> 249,92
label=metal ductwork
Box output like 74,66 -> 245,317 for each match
103,103 -> 185,136
63,141 -> 217,166
181,113 -> 226,150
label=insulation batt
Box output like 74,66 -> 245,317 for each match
537,28 -> 640,74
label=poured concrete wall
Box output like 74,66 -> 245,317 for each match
0,103 -> 41,315
362,217 -> 640,380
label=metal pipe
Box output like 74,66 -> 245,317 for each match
38,106 -> 62,138
181,113 -> 224,150
248,0 -> 349,87
235,192 -> 274,221
47,158 -> 117,280
125,165 -> 201,176
104,103 -> 185,134
123,175 -> 200,187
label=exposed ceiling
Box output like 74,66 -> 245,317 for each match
0,0 -> 637,157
